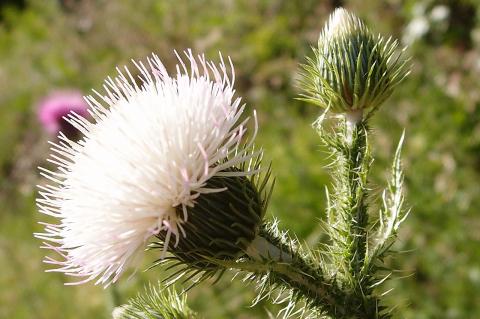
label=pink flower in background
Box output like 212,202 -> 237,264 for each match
37,90 -> 89,137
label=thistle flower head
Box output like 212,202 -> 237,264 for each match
37,90 -> 89,138
36,51 -> 266,286
301,8 -> 409,116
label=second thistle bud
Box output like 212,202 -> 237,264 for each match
301,8 -> 409,117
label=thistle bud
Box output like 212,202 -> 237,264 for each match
301,8 -> 409,116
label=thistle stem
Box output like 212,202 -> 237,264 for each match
323,115 -> 371,284
245,232 -> 348,317
244,229 -> 389,318
345,117 -> 369,278
322,115 -> 387,318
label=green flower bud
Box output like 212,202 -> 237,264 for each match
156,171 -> 266,271
301,8 -> 409,116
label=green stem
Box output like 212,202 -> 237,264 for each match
324,112 -> 371,284
245,231 -> 347,317
243,229 -> 386,319
344,114 -> 369,278
329,114 -> 391,318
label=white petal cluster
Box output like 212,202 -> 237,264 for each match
36,51 -> 258,286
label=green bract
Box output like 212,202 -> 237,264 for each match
301,8 -> 409,115
157,174 -> 263,267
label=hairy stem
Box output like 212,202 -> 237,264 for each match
327,115 -> 371,283
245,231 -> 347,317
243,229 -> 386,318
345,117 -> 369,278
315,114 -> 392,318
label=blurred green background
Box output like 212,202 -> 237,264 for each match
1,0 -> 480,318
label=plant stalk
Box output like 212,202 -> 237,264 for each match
245,232 -> 348,317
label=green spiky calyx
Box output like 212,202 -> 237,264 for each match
156,172 -> 264,269
301,8 -> 409,115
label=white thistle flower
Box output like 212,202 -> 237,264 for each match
35,50 -> 263,286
